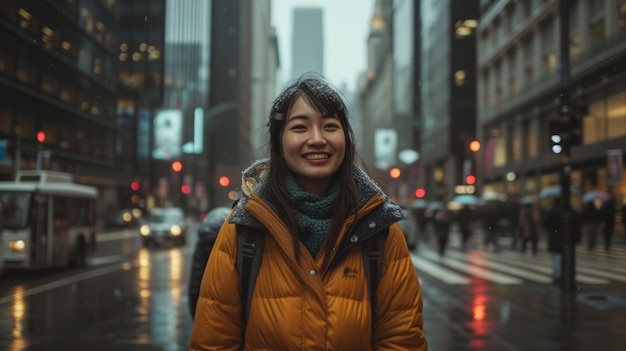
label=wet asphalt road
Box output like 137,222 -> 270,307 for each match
0,226 -> 625,350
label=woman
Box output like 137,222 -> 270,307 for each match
190,74 -> 427,350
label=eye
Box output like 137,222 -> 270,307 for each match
324,121 -> 341,130
289,123 -> 307,132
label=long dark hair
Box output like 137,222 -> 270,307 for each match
266,73 -> 359,270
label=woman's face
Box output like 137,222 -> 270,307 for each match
281,96 -> 346,195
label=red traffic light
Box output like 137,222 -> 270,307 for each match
130,181 -> 140,191
219,176 -> 230,187
415,188 -> 426,198
36,131 -> 46,143
181,184 -> 191,194
171,161 -> 183,172
469,140 -> 481,152
465,174 -> 476,185
389,167 -> 401,179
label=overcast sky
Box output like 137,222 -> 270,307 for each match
271,0 -> 375,92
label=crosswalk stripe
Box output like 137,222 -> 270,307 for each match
444,250 -> 553,283
410,254 -> 470,284
419,250 -> 523,284
480,252 -> 610,284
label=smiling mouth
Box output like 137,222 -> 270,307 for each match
303,153 -> 330,160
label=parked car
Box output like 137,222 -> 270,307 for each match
398,207 -> 418,250
139,207 -> 187,247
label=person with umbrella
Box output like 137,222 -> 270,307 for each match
518,199 -> 540,255
542,197 -> 563,284
581,199 -> 603,251
602,194 -> 616,251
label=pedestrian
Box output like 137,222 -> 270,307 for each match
481,200 -> 501,252
189,74 -> 427,350
602,195 -> 616,250
581,200 -> 603,250
518,202 -> 540,255
455,204 -> 473,251
542,198 -> 563,284
431,195 -> 452,256
187,206 -> 231,319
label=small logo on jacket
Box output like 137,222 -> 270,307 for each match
342,266 -> 359,280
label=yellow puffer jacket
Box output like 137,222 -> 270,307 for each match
190,161 -> 427,350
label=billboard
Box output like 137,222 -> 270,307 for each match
152,109 -> 183,160
374,129 -> 398,170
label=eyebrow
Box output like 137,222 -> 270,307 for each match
286,114 -> 339,123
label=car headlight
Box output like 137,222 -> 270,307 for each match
9,240 -> 26,251
170,225 -> 182,236
140,225 -> 151,236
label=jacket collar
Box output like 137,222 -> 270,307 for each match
229,159 -> 403,260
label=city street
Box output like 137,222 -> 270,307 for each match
0,225 -> 625,350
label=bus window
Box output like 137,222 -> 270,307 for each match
0,192 -> 31,229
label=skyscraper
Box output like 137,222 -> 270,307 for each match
291,7 -> 324,80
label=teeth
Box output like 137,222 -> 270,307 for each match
304,154 -> 328,160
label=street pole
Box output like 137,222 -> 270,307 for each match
558,0 -> 576,296
13,130 -> 21,179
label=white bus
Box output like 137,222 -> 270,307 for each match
0,170 -> 98,269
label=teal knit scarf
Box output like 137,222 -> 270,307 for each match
286,173 -> 339,258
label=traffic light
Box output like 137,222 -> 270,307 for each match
181,184 -> 191,194
219,176 -> 230,187
415,188 -> 426,198
549,115 -> 583,155
465,174 -> 476,185
549,104 -> 586,155
389,167 -> 401,179
549,119 -> 564,154
36,131 -> 46,143
469,140 -> 481,153
130,181 -> 140,191
171,161 -> 183,172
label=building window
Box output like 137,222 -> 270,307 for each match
493,128 -> 507,168
607,89 -> 626,140
507,49 -> 517,95
585,94 -> 607,144
527,119 -> 538,158
512,126 -> 522,162
588,1 -> 605,45
0,107 -> 12,136
540,18 -> 556,74
522,36 -> 534,86
0,30 -> 15,76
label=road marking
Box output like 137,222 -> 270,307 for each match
420,250 -> 523,284
445,250 -> 553,283
0,249 -> 190,305
410,254 -> 470,284
483,252 -> 610,284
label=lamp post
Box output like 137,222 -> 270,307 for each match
558,0 -> 576,298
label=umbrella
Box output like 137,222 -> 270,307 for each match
450,194 -> 481,206
539,185 -> 580,199
481,191 -> 505,201
426,201 -> 444,210
581,190 -> 610,203
520,195 -> 537,205
410,199 -> 428,209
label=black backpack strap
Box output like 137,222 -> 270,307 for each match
236,225 -> 265,332
362,228 -> 388,336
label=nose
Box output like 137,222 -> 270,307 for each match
307,127 -> 327,146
